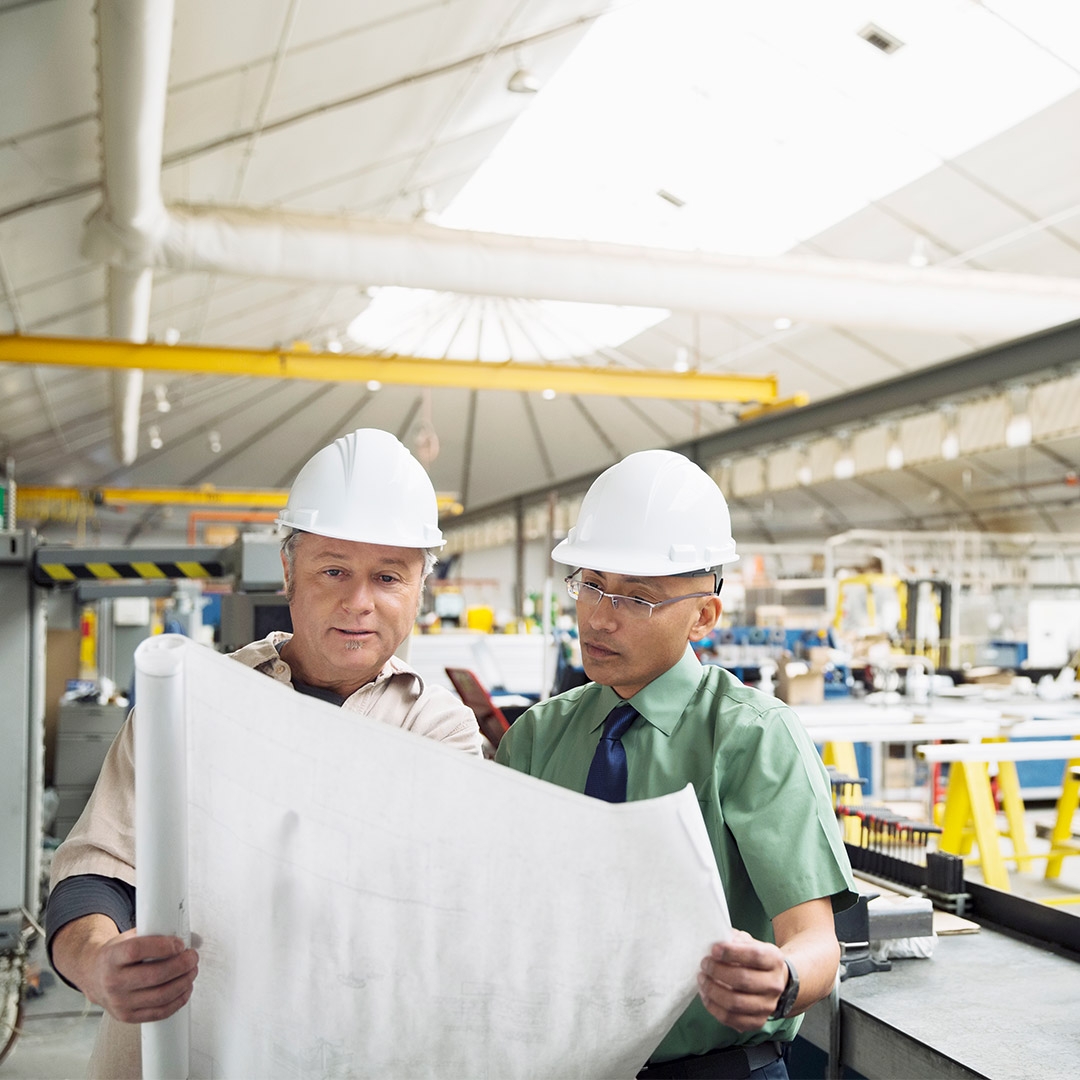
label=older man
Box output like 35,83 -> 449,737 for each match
496,449 -> 855,1080
45,428 -> 481,1078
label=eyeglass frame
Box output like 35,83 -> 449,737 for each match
564,573 -> 722,619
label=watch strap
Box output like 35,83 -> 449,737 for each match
767,955 -> 799,1020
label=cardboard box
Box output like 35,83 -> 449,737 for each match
777,666 -> 825,706
964,666 -> 1014,686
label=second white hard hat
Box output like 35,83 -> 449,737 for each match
277,428 -> 445,548
551,449 -> 738,575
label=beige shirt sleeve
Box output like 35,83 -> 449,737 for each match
344,654 -> 483,756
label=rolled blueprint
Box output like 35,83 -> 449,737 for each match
134,634 -> 191,1080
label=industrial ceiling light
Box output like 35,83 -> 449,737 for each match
795,445 -> 813,486
858,23 -> 904,55
908,237 -> 930,268
208,430 -> 222,454
507,67 -> 541,93
366,379 -> 382,392
541,388 -> 557,400
656,188 -> 686,208
773,316 -> 793,331
148,424 -> 163,450
886,425 -> 904,470
673,346 -> 690,372
940,406 -> 960,461
1005,386 -> 1033,448
153,383 -> 171,413
833,432 -> 855,480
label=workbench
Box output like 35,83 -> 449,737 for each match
793,697 -> 1080,800
800,922 -> 1080,1078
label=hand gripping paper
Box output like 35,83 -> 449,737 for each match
134,636 -> 731,1079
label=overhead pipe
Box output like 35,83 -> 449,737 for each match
83,204 -> 1080,338
86,0 -> 175,465
81,0 -> 1080,389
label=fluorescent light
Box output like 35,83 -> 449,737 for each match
833,432 -> 855,479
941,432 -> 960,460
1005,385 -> 1033,447
1005,412 -> 1032,448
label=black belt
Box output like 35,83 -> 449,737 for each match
636,1041 -> 785,1079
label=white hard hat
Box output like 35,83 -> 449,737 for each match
552,449 -> 738,575
277,428 -> 445,548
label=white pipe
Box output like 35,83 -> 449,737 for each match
134,633 -> 190,1080
119,206 -> 1080,337
82,0 -> 1080,374
88,0 -> 175,465
107,266 -> 152,464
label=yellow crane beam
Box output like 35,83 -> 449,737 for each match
16,485 -> 463,518
0,334 -> 779,404
738,392 -> 810,421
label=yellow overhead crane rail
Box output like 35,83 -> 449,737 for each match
16,485 -> 463,523
0,333 -> 780,404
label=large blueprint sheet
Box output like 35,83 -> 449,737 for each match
135,637 -> 731,1079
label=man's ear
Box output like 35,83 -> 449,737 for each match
280,550 -> 291,594
688,596 -> 722,641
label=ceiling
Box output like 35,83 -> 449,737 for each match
3,0 -> 1080,557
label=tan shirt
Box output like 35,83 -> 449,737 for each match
50,632 -> 481,1077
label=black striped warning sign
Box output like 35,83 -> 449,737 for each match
34,557 -> 226,586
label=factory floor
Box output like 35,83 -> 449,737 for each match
4,804 -> 1080,1080
0,934 -> 100,1080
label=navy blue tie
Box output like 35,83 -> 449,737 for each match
584,702 -> 638,803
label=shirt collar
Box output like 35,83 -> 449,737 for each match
588,645 -> 704,736
243,632 -> 428,695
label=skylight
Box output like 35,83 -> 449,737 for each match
442,0 -> 1080,255
347,290 -> 669,361
352,0 -> 1080,360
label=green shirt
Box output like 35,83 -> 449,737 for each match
495,645 -> 857,1062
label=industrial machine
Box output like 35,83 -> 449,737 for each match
0,523 -> 238,1061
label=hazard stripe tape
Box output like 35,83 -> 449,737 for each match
35,560 -> 225,584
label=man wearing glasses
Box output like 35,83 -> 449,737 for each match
495,449 -> 855,1080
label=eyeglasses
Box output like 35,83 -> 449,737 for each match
565,575 -> 716,620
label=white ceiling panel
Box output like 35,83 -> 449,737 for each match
878,166 -> 1036,261
18,267 -> 104,331
955,90 -> 1080,218
0,0 -> 96,141
0,193 -> 100,291
235,69 -> 479,205
167,0 -> 295,87
164,66 -> 276,160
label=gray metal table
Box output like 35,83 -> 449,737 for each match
800,925 -> 1080,1079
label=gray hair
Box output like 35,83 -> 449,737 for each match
279,529 -> 438,600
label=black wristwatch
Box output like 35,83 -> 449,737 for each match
768,956 -> 800,1020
